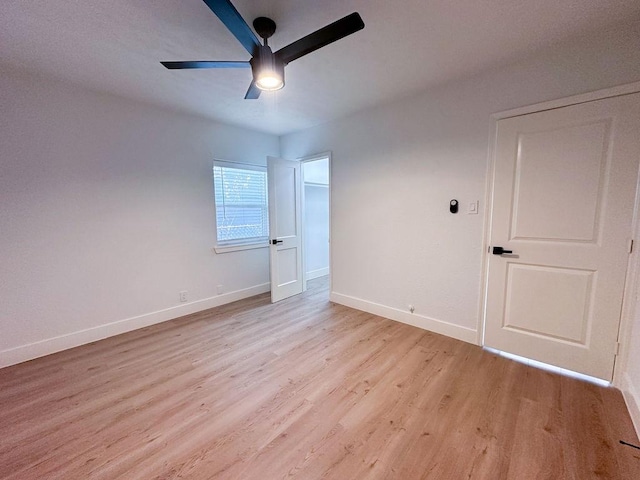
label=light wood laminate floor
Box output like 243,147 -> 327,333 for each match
1,278 -> 639,479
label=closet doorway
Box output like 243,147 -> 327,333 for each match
301,154 -> 331,292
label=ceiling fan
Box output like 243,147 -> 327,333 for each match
161,0 -> 365,99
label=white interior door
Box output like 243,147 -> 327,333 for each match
268,156 -> 303,303
485,93 -> 640,381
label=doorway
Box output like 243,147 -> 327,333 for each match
267,153 -> 331,303
301,154 -> 331,292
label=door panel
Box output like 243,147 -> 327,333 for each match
277,247 -> 299,286
268,157 -> 303,303
511,120 -> 609,242
485,93 -> 640,381
273,165 -> 297,237
503,264 -> 594,343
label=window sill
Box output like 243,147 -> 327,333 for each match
213,242 -> 269,254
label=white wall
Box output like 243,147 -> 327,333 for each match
280,20 -> 640,344
304,185 -> 330,278
0,69 -> 279,367
303,158 -> 330,279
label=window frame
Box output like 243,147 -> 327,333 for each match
212,159 -> 269,254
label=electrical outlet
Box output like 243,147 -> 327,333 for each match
179,291 -> 188,303
217,285 -> 224,295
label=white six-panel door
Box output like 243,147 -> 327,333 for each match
485,93 -> 640,381
268,157 -> 303,303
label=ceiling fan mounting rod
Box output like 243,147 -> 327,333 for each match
253,17 -> 276,46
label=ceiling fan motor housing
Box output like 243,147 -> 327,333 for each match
250,45 -> 285,90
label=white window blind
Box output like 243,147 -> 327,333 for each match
213,160 -> 269,246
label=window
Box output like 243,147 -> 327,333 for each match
213,160 -> 269,248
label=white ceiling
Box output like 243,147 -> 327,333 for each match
2,1 -> 639,136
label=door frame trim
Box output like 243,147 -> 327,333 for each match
298,151 -> 332,293
477,81 -> 640,388
490,81 -> 640,121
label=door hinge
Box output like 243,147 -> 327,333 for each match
629,239 -> 634,254
614,341 -> 622,356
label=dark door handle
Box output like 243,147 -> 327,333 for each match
271,239 -> 283,245
492,246 -> 513,255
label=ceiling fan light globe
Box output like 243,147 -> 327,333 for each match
256,72 -> 284,91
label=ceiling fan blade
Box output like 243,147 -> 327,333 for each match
161,61 -> 250,69
201,0 -> 261,56
244,81 -> 262,99
275,12 -> 364,65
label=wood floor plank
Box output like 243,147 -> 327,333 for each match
506,398 -> 568,480
1,277 -> 638,479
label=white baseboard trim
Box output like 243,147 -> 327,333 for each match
621,372 -> 640,437
0,283 -> 271,369
330,292 -> 477,345
306,267 -> 329,280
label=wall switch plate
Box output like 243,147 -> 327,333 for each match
468,201 -> 479,214
179,291 -> 188,303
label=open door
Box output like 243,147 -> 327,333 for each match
268,156 -> 303,303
